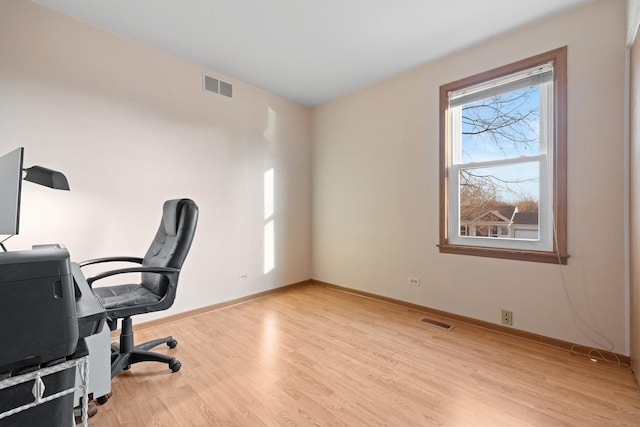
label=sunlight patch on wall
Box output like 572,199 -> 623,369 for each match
264,168 -> 275,274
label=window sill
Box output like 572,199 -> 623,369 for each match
438,243 -> 568,265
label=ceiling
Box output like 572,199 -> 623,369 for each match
32,0 -> 593,107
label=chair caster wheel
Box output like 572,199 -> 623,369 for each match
170,360 -> 181,372
96,393 -> 111,405
167,339 -> 178,349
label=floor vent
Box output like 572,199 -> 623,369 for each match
203,74 -> 233,98
421,318 -> 454,331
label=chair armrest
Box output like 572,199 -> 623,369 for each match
87,266 -> 180,286
79,256 -> 144,267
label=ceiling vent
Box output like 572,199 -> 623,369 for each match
203,74 -> 233,98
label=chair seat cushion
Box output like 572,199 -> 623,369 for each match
92,284 -> 161,310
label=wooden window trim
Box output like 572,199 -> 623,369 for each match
438,47 -> 568,265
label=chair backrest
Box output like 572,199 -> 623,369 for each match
141,199 -> 198,296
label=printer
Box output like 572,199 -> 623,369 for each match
0,247 -> 79,373
0,246 -> 105,426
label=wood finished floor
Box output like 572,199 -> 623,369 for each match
93,285 -> 640,426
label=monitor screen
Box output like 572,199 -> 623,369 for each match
0,147 -> 24,235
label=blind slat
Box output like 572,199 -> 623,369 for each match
449,63 -> 553,107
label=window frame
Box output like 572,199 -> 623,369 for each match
438,47 -> 568,264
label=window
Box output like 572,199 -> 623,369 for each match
439,47 -> 567,264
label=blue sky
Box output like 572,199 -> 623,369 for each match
459,86 -> 540,203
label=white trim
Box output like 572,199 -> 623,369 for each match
454,154 -> 545,170
624,47 -> 631,355
628,0 -> 640,47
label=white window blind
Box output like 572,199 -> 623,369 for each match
448,62 -> 553,107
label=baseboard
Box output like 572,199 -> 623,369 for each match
127,277 -> 629,367
133,279 -> 311,332
312,280 -> 631,367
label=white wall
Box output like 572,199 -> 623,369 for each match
0,0 -> 312,321
312,0 -> 628,353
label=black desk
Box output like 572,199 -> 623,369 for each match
70,262 -> 111,405
71,262 -> 106,338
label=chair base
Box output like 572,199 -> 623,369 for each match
110,317 -> 181,378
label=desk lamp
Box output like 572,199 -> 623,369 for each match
0,165 -> 70,252
23,166 -> 70,191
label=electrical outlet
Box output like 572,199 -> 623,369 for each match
501,309 -> 513,326
408,277 -> 420,286
239,274 -> 248,281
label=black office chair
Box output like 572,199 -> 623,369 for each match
80,198 -> 198,378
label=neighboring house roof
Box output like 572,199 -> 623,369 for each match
463,206 -> 539,226
468,206 -> 517,224
495,206 -> 517,220
470,210 -> 511,224
512,212 -> 539,225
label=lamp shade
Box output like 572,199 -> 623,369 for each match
23,166 -> 70,190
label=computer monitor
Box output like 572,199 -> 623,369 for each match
0,147 -> 24,235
